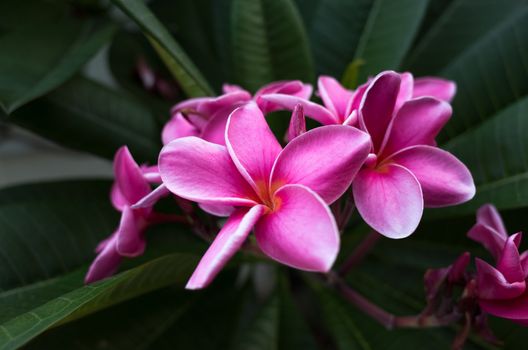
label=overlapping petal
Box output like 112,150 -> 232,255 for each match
113,146 -> 151,206
286,104 -> 306,142
318,76 -> 352,121
186,205 -> 265,289
255,185 -> 339,272
497,233 -> 525,283
475,258 -> 526,299
116,206 -> 146,257
271,125 -> 370,204
255,80 -> 312,113
390,146 -> 475,207
258,94 -> 339,125
85,237 -> 122,284
413,77 -> 456,102
477,204 -> 508,237
468,223 -> 507,260
162,113 -> 199,145
353,164 -> 423,239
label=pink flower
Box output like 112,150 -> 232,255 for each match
259,73 -> 456,127
85,147 -> 163,283
158,102 -> 370,289
351,71 -> 475,238
468,204 -> 528,325
162,80 -> 312,146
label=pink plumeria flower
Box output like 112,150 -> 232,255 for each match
468,204 -> 528,325
162,80 -> 312,146
85,147 -> 163,283
259,74 -> 456,127
158,102 -> 370,289
351,71 -> 475,238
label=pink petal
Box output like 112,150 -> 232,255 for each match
271,125 -> 370,204
476,258 -> 526,300
199,203 -> 235,217
196,91 -> 251,116
113,147 -> 151,206
317,76 -> 353,122
359,71 -> 401,152
467,223 -> 507,260
353,164 -> 423,239
255,80 -> 313,113
347,81 -> 369,116
132,184 -> 170,209
286,104 -> 306,142
395,72 -> 414,111
85,237 -> 122,284
116,206 -> 147,257
110,182 -> 128,212
222,83 -> 246,94
255,184 -> 339,272
497,233 -> 525,283
381,97 -> 452,157
141,165 -> 162,183
200,107 -> 232,145
162,113 -> 200,145
479,293 -> 528,321
390,145 -> 475,207
413,77 -> 456,102
171,97 -> 209,115
258,94 -> 339,125
477,204 -> 508,237
159,137 -> 258,206
186,205 -> 265,289
226,102 -> 282,195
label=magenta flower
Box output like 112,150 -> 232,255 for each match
85,147 -> 162,283
468,204 -> 528,325
259,74 -> 456,127
158,102 -> 370,289
351,71 -> 475,238
162,80 -> 312,146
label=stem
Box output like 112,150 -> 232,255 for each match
339,230 -> 381,276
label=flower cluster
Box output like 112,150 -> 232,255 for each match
86,71 -> 475,290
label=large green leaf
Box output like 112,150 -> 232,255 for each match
231,0 -> 314,92
7,76 -> 161,163
405,0 -> 526,75
0,0 -> 115,114
304,0 -> 427,79
110,0 -> 214,97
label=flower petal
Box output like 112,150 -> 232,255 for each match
258,94 -> 339,125
199,203 -> 235,217
132,184 -> 170,209
159,137 -> 258,206
226,102 -> 282,193
359,71 -> 401,152
222,83 -> 246,94
381,97 -> 452,157
475,258 -> 526,300
116,206 -> 147,257
196,91 -> 251,116
318,76 -> 353,122
113,146 -> 151,206
353,164 -> 423,239
85,238 -> 122,284
200,107 -> 231,145
467,223 -> 507,260
255,80 -> 313,113
271,125 -> 370,204
395,72 -> 414,111
162,113 -> 200,145
479,293 -> 528,321
186,205 -> 265,289
286,103 -> 306,142
413,77 -> 456,102
390,145 -> 475,207
255,184 -> 339,272
497,233 -> 525,283
477,204 -> 508,237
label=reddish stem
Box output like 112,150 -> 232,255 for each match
339,230 -> 381,276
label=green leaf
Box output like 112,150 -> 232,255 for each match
341,59 -> 366,89
231,0 -> 314,92
306,0 -> 427,79
8,76 -> 161,163
110,0 -> 214,97
0,0 -> 115,114
404,0 -> 526,75
0,253 -> 198,350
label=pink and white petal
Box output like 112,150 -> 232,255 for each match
85,239 -> 122,284
475,258 -> 526,300
413,77 -> 456,102
141,165 -> 162,183
113,146 -> 151,205
116,206 -> 147,257
226,102 -> 282,193
317,76 -> 353,122
199,203 -> 235,217
110,182 -> 127,211
132,184 -> 170,209
395,72 -> 414,111
479,293 -> 528,321
343,110 -> 358,127
477,204 -> 508,237
171,97 -> 209,115
200,107 -> 232,145
258,94 -> 339,125
359,71 -> 401,152
467,223 -> 507,260
285,104 -> 306,142
222,83 -> 246,94
271,125 -> 370,204
390,146 -> 475,207
353,164 -> 423,239
497,233 -> 525,283
346,81 -> 370,116
381,97 -> 452,156
159,137 -> 258,206
196,91 -> 251,116
162,113 -> 200,145
255,184 -> 339,272
186,205 -> 266,289
255,81 -> 313,113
